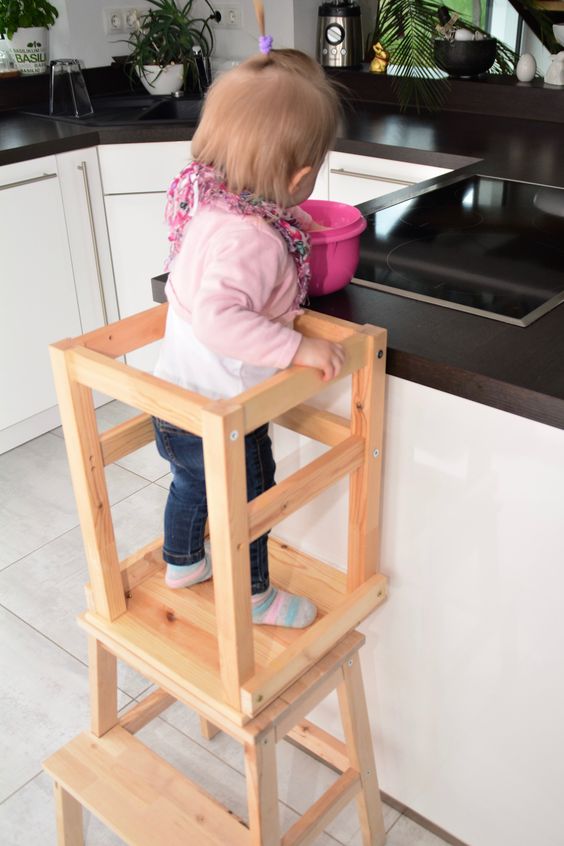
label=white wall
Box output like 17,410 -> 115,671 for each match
47,0 -> 331,69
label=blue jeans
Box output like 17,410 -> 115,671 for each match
153,418 -> 275,594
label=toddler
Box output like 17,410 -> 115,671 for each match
153,44 -> 344,628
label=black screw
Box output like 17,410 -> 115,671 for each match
377,350 -> 384,358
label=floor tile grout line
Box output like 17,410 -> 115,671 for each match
0,770 -> 43,806
0,602 -> 134,703
0,474 -> 166,575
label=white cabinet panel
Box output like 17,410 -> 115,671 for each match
104,192 -> 169,372
99,141 -> 192,194
272,377 -> 564,846
329,151 -> 449,205
56,148 -> 119,329
309,157 -> 329,201
0,166 -> 81,433
100,141 -> 193,372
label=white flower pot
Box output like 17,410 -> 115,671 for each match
7,26 -> 49,75
137,64 -> 184,95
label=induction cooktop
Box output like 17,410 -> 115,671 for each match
353,174 -> 564,326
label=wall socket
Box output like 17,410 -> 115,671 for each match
103,7 -> 142,35
214,4 -> 242,29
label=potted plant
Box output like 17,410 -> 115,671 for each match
366,0 -> 556,111
126,0 -> 220,95
0,0 -> 58,75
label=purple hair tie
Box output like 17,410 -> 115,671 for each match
259,34 -> 273,54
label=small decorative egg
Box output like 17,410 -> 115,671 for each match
454,28 -> 474,41
516,52 -> 536,82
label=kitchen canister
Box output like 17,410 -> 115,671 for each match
7,26 -> 49,74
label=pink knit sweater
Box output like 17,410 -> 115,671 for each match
156,203 -> 312,399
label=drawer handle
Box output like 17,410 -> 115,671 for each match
329,168 -> 415,187
78,161 -> 109,325
0,172 -> 57,191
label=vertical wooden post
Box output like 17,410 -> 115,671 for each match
88,637 -> 118,737
199,717 -> 220,740
347,327 -> 387,590
201,402 -> 255,710
49,343 -> 125,620
338,653 -> 385,846
53,781 -> 84,846
245,729 -> 281,846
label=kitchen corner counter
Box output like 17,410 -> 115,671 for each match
3,99 -> 564,431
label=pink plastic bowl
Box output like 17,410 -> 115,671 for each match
300,199 -> 367,296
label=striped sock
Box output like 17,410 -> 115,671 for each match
165,541 -> 212,589
251,586 -> 317,628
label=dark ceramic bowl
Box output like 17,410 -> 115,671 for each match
434,37 -> 497,77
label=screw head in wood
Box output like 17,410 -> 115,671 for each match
372,448 -> 380,458
378,350 -> 384,358
230,430 -> 239,441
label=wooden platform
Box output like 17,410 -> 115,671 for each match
81,535 -> 387,725
44,725 -> 249,846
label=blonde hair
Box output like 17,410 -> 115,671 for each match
191,49 -> 341,207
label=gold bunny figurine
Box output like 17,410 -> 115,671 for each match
369,42 -> 390,74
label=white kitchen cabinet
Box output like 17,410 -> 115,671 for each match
271,377 -> 564,846
0,152 -> 116,454
328,151 -> 449,205
99,141 -> 192,372
56,148 -> 119,330
309,156 -> 329,200
0,157 -> 83,453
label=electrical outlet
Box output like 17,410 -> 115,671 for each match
124,8 -> 141,30
103,7 -> 142,35
104,8 -> 125,34
215,4 -> 242,29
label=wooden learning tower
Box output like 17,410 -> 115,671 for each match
44,303 -> 388,846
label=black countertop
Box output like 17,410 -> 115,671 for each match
2,97 -> 564,430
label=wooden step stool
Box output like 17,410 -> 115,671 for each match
45,304 -> 388,845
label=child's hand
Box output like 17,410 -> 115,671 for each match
292,336 -> 345,381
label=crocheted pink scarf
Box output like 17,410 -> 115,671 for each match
165,161 -> 311,307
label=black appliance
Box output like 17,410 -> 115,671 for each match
353,174 -> 564,326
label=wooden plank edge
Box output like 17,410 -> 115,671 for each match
282,768 -> 361,846
67,346 -> 207,437
248,435 -> 364,542
100,413 -> 154,465
273,404 -> 350,447
120,688 -> 176,734
119,538 -> 164,593
285,720 -> 350,773
76,612 -> 251,734
43,726 -> 250,846
240,573 -> 387,715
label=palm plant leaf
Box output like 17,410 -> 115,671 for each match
377,0 -> 451,111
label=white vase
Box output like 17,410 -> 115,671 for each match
137,64 -> 184,95
7,26 -> 49,75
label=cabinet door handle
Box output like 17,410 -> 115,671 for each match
329,167 -> 416,187
0,172 -> 57,191
78,161 -> 108,325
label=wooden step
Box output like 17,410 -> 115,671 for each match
43,726 -> 249,846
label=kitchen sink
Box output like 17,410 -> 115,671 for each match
137,98 -> 202,121
23,94 -> 202,126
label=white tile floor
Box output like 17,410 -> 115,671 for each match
0,401 -> 452,846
